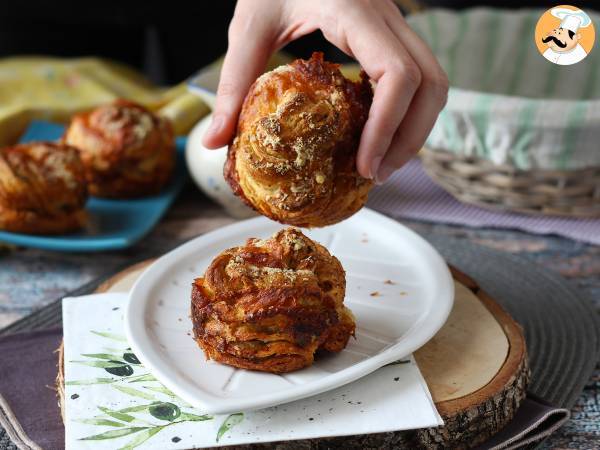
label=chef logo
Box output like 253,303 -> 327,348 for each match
535,5 -> 595,65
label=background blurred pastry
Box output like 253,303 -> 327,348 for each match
225,52 -> 373,228
64,99 -> 175,198
0,142 -> 88,234
191,227 -> 355,373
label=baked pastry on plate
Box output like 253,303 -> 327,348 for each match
191,227 -> 355,373
64,99 -> 175,198
0,142 -> 88,234
225,52 -> 373,227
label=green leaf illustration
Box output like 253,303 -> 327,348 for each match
118,403 -> 159,413
76,418 -> 126,427
103,347 -> 126,353
71,326 -> 219,448
142,385 -> 176,397
66,378 -> 116,385
70,360 -> 128,369
180,412 -> 213,422
79,427 -> 148,440
141,386 -> 193,406
98,406 -> 136,423
81,353 -> 122,360
216,413 -> 244,442
105,364 -> 134,377
118,427 -> 164,450
128,374 -> 156,383
91,331 -> 128,342
149,402 -> 181,421
123,352 -> 141,364
113,385 -> 156,400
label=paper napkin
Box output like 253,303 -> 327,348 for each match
63,294 -> 442,449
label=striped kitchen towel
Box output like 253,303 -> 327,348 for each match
407,8 -> 600,171
367,157 -> 600,245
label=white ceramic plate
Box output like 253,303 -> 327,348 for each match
125,209 -> 454,414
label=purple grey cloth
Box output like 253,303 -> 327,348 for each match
0,329 -> 64,450
0,329 -> 569,450
367,159 -> 600,245
474,396 -> 569,450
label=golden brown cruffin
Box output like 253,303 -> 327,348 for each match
225,52 -> 374,228
63,99 -> 175,198
0,142 -> 88,234
191,227 -> 355,373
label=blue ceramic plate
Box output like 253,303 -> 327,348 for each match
0,121 -> 187,252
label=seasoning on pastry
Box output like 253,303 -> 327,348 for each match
191,227 -> 355,373
0,142 -> 88,234
64,99 -> 175,198
225,52 -> 374,228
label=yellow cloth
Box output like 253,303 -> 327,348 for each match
0,56 -> 210,145
0,54 -> 362,146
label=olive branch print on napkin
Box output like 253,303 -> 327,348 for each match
67,330 -> 243,449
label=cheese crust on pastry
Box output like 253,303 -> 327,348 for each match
225,52 -> 373,227
64,99 -> 175,198
191,227 -> 355,373
0,142 -> 88,234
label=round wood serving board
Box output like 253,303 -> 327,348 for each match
58,261 -> 528,449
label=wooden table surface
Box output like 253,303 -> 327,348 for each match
0,182 -> 598,449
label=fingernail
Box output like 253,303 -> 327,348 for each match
207,114 -> 224,137
370,156 -> 383,180
376,163 -> 395,185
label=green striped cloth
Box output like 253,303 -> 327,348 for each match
407,7 -> 600,171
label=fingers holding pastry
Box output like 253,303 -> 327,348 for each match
322,1 -> 448,183
203,0 -> 322,150
225,53 -> 373,227
0,142 -> 88,234
203,1 -> 283,150
373,5 -> 448,182
317,0 -> 421,181
214,0 -> 447,186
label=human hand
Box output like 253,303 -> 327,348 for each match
202,0 -> 448,184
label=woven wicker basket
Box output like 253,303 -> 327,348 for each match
421,149 -> 600,217
406,7 -> 600,218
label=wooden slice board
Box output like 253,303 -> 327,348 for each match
58,261 -> 528,450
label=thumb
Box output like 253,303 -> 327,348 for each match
202,16 -> 274,149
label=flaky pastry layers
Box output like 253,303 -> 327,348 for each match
225,52 -> 374,227
191,228 -> 355,373
64,99 -> 175,198
0,142 -> 88,234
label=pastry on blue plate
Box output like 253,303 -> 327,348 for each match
0,142 -> 88,234
64,99 -> 175,198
